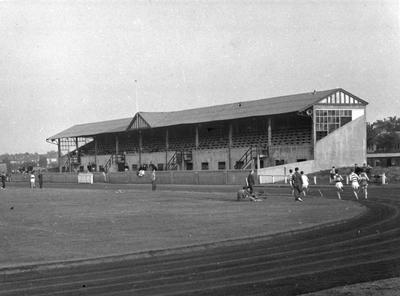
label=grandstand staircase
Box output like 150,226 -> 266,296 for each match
63,155 -> 80,172
235,146 -> 268,170
167,150 -> 192,170
104,154 -> 126,172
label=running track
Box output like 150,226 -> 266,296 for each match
1,186 -> 400,295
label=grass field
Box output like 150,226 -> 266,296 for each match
0,184 -> 365,268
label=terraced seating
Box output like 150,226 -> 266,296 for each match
232,132 -> 269,148
168,137 -> 196,151
198,136 -> 229,149
79,141 -> 95,154
271,128 -> 311,145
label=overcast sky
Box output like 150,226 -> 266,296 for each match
0,0 -> 399,154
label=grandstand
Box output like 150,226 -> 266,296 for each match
47,88 -> 368,179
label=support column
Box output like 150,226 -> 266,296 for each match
75,137 -> 79,165
312,109 -> 316,159
94,138 -> 98,170
138,130 -> 142,166
267,118 -> 272,148
267,118 -> 272,166
194,125 -> 199,171
58,139 -> 62,173
165,129 -> 169,169
195,125 -> 199,149
228,123 -> 233,170
115,135 -> 119,155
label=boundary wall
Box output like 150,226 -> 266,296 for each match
257,160 -> 316,184
10,170 -> 251,186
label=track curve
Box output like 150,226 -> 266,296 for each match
1,187 -> 400,295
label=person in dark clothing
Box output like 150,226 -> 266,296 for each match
292,167 -> 303,202
38,172 -> 43,189
1,173 -> 6,190
151,168 -> 156,191
246,170 -> 256,196
354,163 -> 362,175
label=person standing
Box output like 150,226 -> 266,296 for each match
292,167 -> 303,202
38,171 -> 43,189
300,171 -> 309,196
30,172 -> 36,189
151,168 -> 157,191
288,169 -> 294,196
246,169 -> 256,197
349,169 -> 360,200
1,173 -> 6,190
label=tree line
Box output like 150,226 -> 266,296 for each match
367,116 -> 400,153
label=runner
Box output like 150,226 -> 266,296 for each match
359,171 -> 370,199
349,169 -> 360,200
301,171 -> 309,196
329,166 -> 336,183
334,169 -> 344,200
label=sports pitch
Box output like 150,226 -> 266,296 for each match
0,184 -> 365,268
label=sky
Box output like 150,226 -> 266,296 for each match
0,0 -> 399,154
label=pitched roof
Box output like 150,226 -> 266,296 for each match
47,118 -> 132,141
133,88 -> 341,129
48,88 -> 367,140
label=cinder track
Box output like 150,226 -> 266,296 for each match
1,187 -> 400,295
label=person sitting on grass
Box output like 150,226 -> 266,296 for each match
237,187 -> 263,202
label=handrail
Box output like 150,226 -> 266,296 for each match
104,155 -> 114,173
235,146 -> 255,169
167,151 -> 178,171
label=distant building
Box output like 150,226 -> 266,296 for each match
367,132 -> 400,167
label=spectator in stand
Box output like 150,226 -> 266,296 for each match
292,167 -> 303,202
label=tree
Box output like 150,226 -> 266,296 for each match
368,116 -> 400,152
39,155 -> 48,168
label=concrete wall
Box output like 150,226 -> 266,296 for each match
80,144 -> 312,173
269,144 -> 313,164
257,160 -> 315,183
106,170 -> 251,185
11,173 -> 79,183
314,115 -> 366,170
257,115 -> 367,184
10,170 -> 252,186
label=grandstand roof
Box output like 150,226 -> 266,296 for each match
47,88 -> 368,140
131,88 -> 344,129
47,117 -> 132,141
